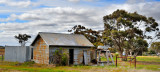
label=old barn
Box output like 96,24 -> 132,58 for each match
30,32 -> 94,65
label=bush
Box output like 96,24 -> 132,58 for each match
62,53 -> 68,66
109,48 -> 117,53
52,49 -> 68,66
142,52 -> 148,56
148,50 -> 156,54
53,50 -> 62,66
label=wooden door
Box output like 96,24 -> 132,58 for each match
83,50 -> 88,65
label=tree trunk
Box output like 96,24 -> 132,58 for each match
125,50 -> 129,61
134,52 -> 139,56
130,51 -> 132,56
21,41 -> 25,47
142,48 -> 143,56
118,51 -> 123,61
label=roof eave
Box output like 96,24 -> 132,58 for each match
49,45 -> 95,48
30,34 -> 39,46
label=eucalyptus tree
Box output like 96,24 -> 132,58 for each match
15,34 -> 31,46
150,42 -> 160,54
131,38 -> 148,56
103,9 -> 160,57
68,25 -> 102,47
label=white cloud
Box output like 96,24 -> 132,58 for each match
0,0 -> 160,46
66,0 -> 95,2
0,7 -> 104,45
105,2 -> 160,20
0,0 -> 31,8
67,0 -> 80,2
126,0 -> 145,4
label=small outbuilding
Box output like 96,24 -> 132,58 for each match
30,32 -> 94,65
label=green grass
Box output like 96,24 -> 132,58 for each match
0,65 -> 79,72
0,56 -> 159,72
0,55 -> 4,61
136,56 -> 160,71
137,56 -> 160,62
101,55 -> 120,61
101,55 -> 160,71
137,64 -> 160,71
0,63 -> 133,72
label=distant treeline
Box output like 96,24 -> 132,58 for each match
0,46 -> 4,49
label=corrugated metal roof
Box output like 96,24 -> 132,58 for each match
31,32 -> 94,47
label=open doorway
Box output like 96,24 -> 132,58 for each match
31,48 -> 33,60
69,49 -> 74,65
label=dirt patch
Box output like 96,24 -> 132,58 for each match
0,68 -> 25,72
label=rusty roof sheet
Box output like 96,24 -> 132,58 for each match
31,32 -> 94,47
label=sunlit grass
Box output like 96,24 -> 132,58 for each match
101,55 -> 120,61
0,56 -> 159,72
0,55 -> 2,60
0,64 -> 137,72
137,56 -> 160,62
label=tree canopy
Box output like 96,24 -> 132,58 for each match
150,42 -> 160,54
15,34 -> 31,46
68,25 -> 103,47
103,9 -> 159,56
68,10 -> 160,57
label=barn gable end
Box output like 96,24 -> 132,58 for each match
32,36 -> 49,64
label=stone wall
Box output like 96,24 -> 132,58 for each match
33,37 -> 49,64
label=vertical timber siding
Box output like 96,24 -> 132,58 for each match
5,46 -> 30,62
33,37 -> 49,64
74,48 -> 90,65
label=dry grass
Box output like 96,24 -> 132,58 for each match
0,56 -> 159,72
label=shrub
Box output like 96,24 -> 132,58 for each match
109,48 -> 117,53
52,49 -> 68,66
148,50 -> 156,54
62,53 -> 68,66
53,49 -> 62,66
142,52 -> 148,56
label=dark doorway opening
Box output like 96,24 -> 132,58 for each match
82,55 -> 85,64
31,48 -> 33,59
69,49 -> 74,65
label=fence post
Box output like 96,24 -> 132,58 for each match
134,56 -> 136,69
2,55 -> 3,61
116,56 -> 117,67
130,56 -> 131,67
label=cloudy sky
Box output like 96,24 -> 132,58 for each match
0,0 -> 160,46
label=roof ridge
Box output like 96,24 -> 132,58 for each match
39,32 -> 82,35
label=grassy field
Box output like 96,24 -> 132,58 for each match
136,56 -> 160,71
0,56 -> 159,72
0,55 -> 4,61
